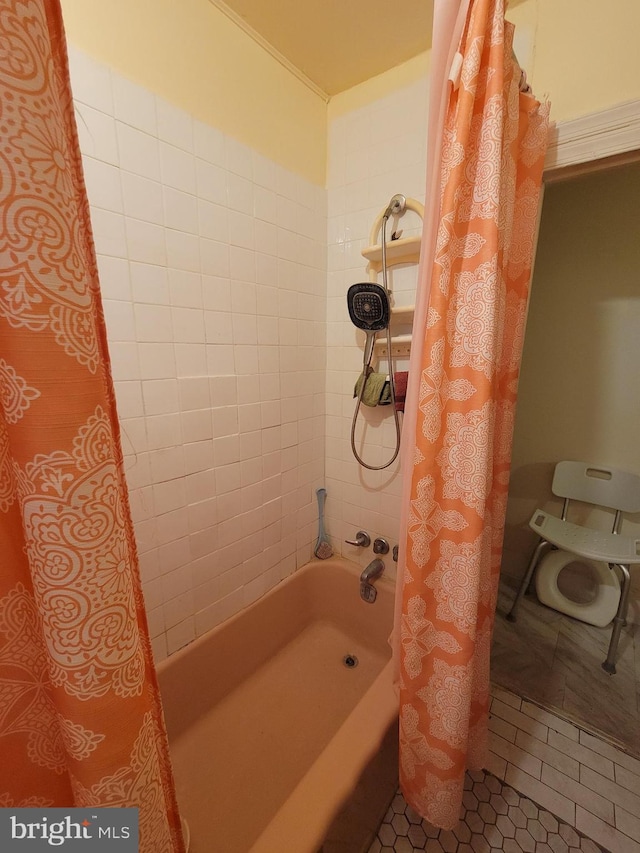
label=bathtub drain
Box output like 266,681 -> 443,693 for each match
343,654 -> 359,668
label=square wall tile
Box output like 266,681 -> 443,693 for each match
153,479 -> 187,516
90,208 -> 127,258
138,343 -> 176,380
175,343 -> 207,378
83,157 -> 122,212
149,446 -> 186,483
156,97 -> 194,151
142,378 -> 179,416
125,217 -> 166,265
200,238 -> 230,278
165,229 -> 200,273
179,377 -> 211,412
194,120 -> 225,165
130,261 -> 170,305
68,45 -> 113,113
121,172 -> 163,224
164,187 -> 199,234
184,441 -> 215,478
97,255 -> 130,301
102,299 -> 135,342
160,142 -> 196,194
166,618 -> 195,655
117,123 -> 160,181
168,268 -> 203,309
181,409 -> 213,443
108,341 -> 140,381
225,137 -> 253,178
113,74 -> 157,135
77,102 -> 119,165
113,380 -> 144,419
196,159 -> 227,205
134,304 -> 173,343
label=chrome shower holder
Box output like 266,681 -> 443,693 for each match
383,193 -> 406,219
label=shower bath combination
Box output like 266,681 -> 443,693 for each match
347,193 -> 407,471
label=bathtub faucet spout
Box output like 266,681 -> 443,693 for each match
360,559 -> 385,603
361,559 -> 385,583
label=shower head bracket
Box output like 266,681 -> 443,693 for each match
383,193 -> 406,219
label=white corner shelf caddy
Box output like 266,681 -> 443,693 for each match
361,197 -> 424,358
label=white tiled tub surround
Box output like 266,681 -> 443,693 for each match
68,46 -> 327,661
70,45 -> 640,853
488,685 -> 640,853
325,79 -> 429,577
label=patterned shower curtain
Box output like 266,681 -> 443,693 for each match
0,2 -> 184,849
397,0 -> 549,829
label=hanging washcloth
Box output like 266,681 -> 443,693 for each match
354,371 -> 387,407
378,372 -> 408,408
393,371 -> 408,412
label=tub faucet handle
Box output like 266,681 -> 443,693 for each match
373,537 -> 389,555
345,530 -> 370,548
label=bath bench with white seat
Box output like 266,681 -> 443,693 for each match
507,460 -> 640,674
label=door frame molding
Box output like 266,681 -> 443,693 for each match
544,99 -> 640,181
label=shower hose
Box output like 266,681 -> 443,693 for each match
350,211 -> 402,471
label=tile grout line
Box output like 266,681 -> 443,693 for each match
488,683 -> 640,849
492,680 -> 640,763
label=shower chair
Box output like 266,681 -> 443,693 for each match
507,460 -> 640,674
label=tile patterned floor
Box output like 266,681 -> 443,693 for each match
368,770 -> 605,853
492,575 -> 640,756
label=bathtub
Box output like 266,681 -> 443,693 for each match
157,558 -> 398,853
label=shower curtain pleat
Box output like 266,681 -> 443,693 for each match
395,0 -> 550,829
0,1 -> 184,849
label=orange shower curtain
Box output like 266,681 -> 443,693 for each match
0,2 -> 184,849
397,0 -> 549,829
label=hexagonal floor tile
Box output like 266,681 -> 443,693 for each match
367,770 -> 607,853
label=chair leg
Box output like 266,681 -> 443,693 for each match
506,538 -> 552,622
602,564 -> 631,675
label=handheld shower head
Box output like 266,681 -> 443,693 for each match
347,283 -> 390,332
347,283 -> 390,369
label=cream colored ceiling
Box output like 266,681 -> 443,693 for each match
212,0 -> 434,97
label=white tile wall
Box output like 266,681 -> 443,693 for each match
68,46 -> 327,661
325,80 -> 429,578
487,685 -> 640,851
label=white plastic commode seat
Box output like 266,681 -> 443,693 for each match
507,461 -> 640,674
534,549 -> 620,628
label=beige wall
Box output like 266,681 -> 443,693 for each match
328,52 -> 430,121
330,0 -> 640,128
60,0 -> 640,187
508,0 -> 640,123
503,162 -> 640,616
59,0 -> 327,185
